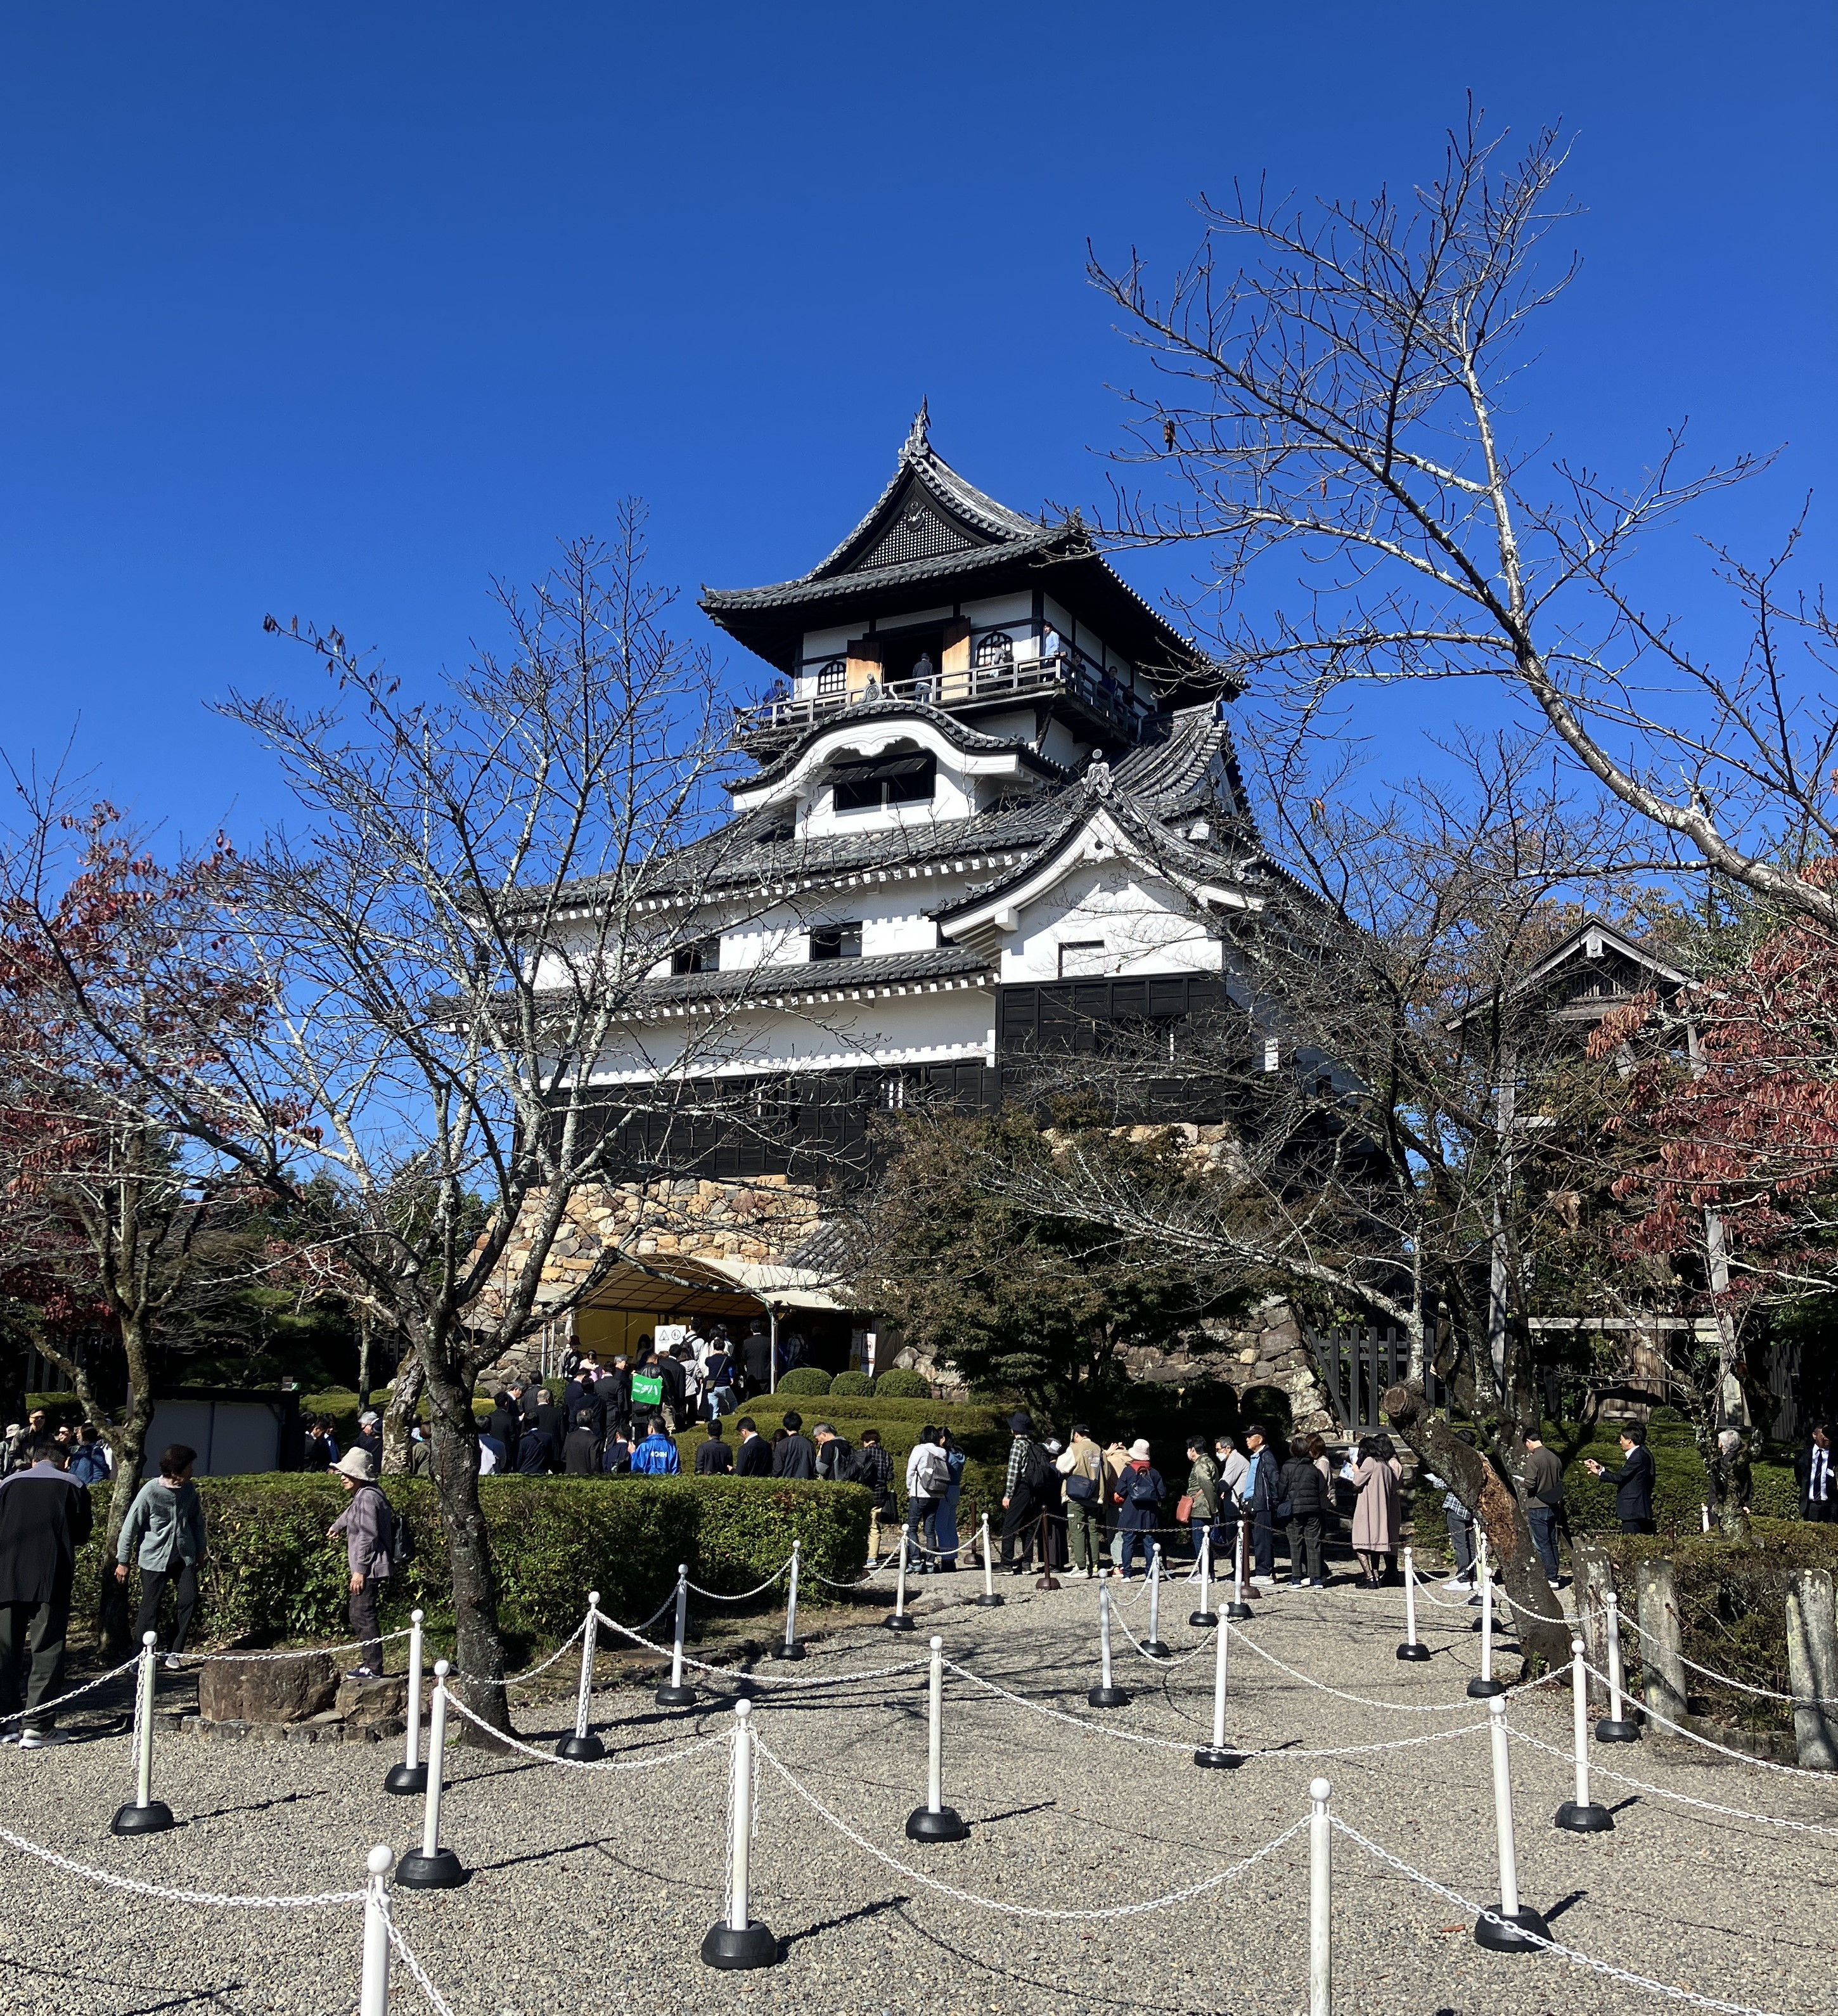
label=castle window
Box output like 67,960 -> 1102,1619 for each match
815,658 -> 845,695
672,936 -> 719,976
830,749 -> 935,811
974,630 -> 1013,669
1057,940 -> 1107,979
811,921 -> 863,961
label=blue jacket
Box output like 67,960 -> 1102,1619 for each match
68,1443 -> 112,1487
1244,1449 -> 1281,1515
630,1433 -> 681,1476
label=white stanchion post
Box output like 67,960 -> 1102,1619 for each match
700,1700 -> 776,1968
385,1609 -> 427,1793
887,1528 -> 916,1631
1143,1542 -> 1170,1657
1190,1525 -> 1216,1628
1467,1534 -> 1505,1698
1195,1611 -> 1239,1766
558,1593 -> 605,1759
1309,1778 -> 1332,2016
906,1634 -> 967,1840
1701,1504 -> 1711,1535
772,1541 -> 806,1661
1556,1635 -> 1614,1831
1225,1518 -> 1252,1620
1088,1580 -> 1129,1707
111,1631 -> 174,1835
358,1844 -> 393,2016
657,1564 -> 697,1706
396,1662 -> 465,1887
1475,1695 -> 1550,1951
974,1513 -> 1003,1608
1397,1547 -> 1430,1662
1595,1590 -> 1640,1741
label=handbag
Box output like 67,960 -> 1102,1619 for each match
1275,1499 -> 1294,1522
1174,1493 -> 1193,1523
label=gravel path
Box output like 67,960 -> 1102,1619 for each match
2,1567 -> 1834,2016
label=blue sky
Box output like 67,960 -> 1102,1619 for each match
3,3 -> 1832,848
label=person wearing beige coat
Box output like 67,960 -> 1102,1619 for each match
1345,1435 -> 1403,1586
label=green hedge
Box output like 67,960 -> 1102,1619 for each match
89,1473 -> 868,1651
774,1368 -> 833,1395
830,1371 -> 873,1397
873,1369 -> 930,1399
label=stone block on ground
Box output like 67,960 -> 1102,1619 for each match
197,1650 -> 339,1726
336,1672 -> 408,1724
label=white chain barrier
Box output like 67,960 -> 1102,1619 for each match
0,1652 -> 139,1727
380,1897 -> 459,2016
1116,1606 -> 1214,1669
1621,1610 -> 1811,1703
688,1559 -> 793,1603
1330,1815 -> 1801,2016
1577,1657 -> 1836,1776
435,1682 -> 728,1771
1224,1620 -> 1562,1712
757,1736 -> 1311,1920
0,1820 -> 364,1908
598,1612 -> 928,1690
174,1627 -> 416,1664
1507,1721 -> 1838,1838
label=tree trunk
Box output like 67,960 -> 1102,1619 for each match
1385,1381 -> 1570,1675
382,1354 -> 423,1476
421,1343 -> 508,1738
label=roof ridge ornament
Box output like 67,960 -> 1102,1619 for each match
1083,749 -> 1113,799
904,397 -> 930,458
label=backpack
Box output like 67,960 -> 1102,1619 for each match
388,1500 -> 417,1567
1019,1439 -> 1051,1495
1125,1466 -> 1160,1509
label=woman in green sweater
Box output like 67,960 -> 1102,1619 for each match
113,1444 -> 206,1667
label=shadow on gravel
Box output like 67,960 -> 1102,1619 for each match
778,1894 -> 909,1951
971,1798 -> 1057,1827
0,1955 -> 242,2016
891,1908 -> 1214,2015
182,1787 -> 331,1825
1543,1889 -> 1587,1923
470,1831 -> 624,1875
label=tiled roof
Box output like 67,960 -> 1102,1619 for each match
728,697 -> 1068,798
626,945 -> 995,1012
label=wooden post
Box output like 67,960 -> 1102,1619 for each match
1785,1568 -> 1838,1772
1572,1544 -> 1614,1714
1636,1556 -> 1689,1735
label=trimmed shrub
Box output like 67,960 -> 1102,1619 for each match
87,1473 -> 867,1651
774,1367 -> 833,1395
830,1371 -> 873,1397
873,1369 -> 930,1399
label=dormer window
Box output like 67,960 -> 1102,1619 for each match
811,922 -> 863,961
829,749 -> 936,811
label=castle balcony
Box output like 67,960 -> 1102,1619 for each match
729,648 -> 1167,757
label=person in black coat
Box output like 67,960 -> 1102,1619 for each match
695,1423 -> 735,1475
655,1353 -> 686,1431
1796,1421 -> 1834,1522
486,1392 -> 522,1460
771,1411 -> 817,1480
1586,1423 -> 1657,1534
531,1390 -> 565,1449
1278,1436 -> 1331,1587
733,1417 -> 773,1476
594,1364 -> 626,1436
0,1439 -> 93,1743
739,1323 -> 773,1397
562,1409 -> 600,1476
516,1423 -> 559,1475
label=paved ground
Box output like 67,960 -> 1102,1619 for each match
1,1566 -> 1834,2016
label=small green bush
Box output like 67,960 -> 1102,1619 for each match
873,1369 -> 930,1399
830,1371 -> 873,1397
87,1472 -> 868,1650
774,1367 -> 833,1395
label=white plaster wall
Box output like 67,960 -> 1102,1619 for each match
962,592 -> 1034,628
999,860 -> 1223,983
799,625 -> 856,662
587,987 -> 997,1084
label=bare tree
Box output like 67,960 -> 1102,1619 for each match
1088,105 -> 1838,927
977,743 -> 1647,1670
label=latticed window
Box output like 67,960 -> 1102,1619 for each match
974,630 -> 1013,668
815,658 -> 846,695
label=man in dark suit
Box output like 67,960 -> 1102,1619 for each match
1586,1422 -> 1657,1534
531,1388 -> 565,1449
739,1323 -> 773,1398
0,1438 -> 93,1745
733,1417 -> 772,1477
1796,1421 -> 1834,1522
486,1391 -> 522,1461
771,1411 -> 817,1480
594,1361 -> 626,1437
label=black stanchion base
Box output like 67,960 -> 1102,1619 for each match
396,1847 -> 468,1890
769,1641 -> 807,1662
1192,1745 -> 1243,1769
905,1804 -> 968,1842
700,1920 -> 778,1970
1555,1800 -> 1616,1833
886,1614 -> 917,1632
1396,1643 -> 1433,1662
1034,1573 -> 1062,1591
1189,1610 -> 1219,1629
1466,1676 -> 1508,1698
383,1761 -> 428,1795
1594,1717 -> 1642,1743
1474,1904 -> 1552,1952
1224,1602 -> 1254,1620
973,1593 -> 1005,1608
655,1685 -> 698,1709
1086,1685 -> 1131,1708
110,1800 -> 174,1837
1142,1640 -> 1172,1659
556,1733 -> 605,1761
